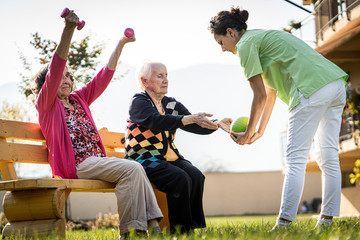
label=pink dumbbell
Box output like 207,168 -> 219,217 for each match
60,8 -> 85,30
124,28 -> 134,38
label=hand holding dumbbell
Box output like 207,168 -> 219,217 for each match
60,8 -> 85,30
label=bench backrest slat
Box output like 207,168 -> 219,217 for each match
0,120 -> 45,141
0,119 -> 125,181
98,128 -> 125,149
0,142 -> 48,163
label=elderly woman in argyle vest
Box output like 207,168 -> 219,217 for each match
124,62 -> 230,234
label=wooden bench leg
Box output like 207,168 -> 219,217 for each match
2,219 -> 66,239
2,188 -> 66,239
153,188 -> 170,231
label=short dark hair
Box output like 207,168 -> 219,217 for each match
31,64 -> 49,97
209,7 -> 249,35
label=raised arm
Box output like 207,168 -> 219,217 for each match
56,11 -> 78,59
107,34 -> 136,70
75,32 -> 136,105
36,10 -> 78,112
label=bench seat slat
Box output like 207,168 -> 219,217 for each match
0,179 -> 116,192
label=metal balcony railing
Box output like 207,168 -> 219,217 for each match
314,0 -> 360,41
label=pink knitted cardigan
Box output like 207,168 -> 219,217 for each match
36,53 -> 115,179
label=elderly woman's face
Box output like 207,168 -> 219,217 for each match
57,67 -> 74,98
145,64 -> 168,95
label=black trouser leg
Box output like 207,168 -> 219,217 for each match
171,159 -> 206,229
145,159 -> 205,233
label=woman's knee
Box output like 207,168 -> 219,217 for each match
285,162 -> 307,176
173,170 -> 192,186
190,168 -> 205,184
178,162 -> 205,183
318,159 -> 341,175
316,148 -> 340,167
127,159 -> 142,168
170,172 -> 192,199
122,160 -> 146,177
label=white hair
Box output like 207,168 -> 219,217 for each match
136,61 -> 166,91
136,61 -> 153,91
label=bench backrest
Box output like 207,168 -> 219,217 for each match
0,119 -> 125,181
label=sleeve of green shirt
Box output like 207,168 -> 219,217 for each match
237,41 -> 264,80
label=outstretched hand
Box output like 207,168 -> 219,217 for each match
230,130 -> 262,145
247,131 -> 263,144
195,113 -> 219,130
185,112 -> 217,130
230,132 -> 251,145
217,118 -> 232,133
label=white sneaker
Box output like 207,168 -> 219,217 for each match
315,218 -> 333,229
270,219 -> 292,231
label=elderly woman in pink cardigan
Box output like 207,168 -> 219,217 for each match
31,10 -> 162,238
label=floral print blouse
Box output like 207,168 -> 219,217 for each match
65,100 -> 105,165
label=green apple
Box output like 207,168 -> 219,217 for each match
230,117 -> 249,133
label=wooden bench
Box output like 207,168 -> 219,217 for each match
0,119 -> 169,239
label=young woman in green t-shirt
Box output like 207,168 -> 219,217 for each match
209,7 -> 347,230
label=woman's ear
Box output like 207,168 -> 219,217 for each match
226,28 -> 235,37
141,77 -> 147,88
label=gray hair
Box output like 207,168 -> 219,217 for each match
136,61 -> 166,91
136,61 -> 153,91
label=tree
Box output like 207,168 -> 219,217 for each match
0,101 -> 36,122
18,32 -> 104,102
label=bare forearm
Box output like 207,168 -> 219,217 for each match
258,87 -> 277,135
107,35 -> 135,71
246,74 -> 267,137
247,91 -> 266,136
107,39 -> 125,70
56,26 -> 75,59
55,11 -> 78,60
181,113 -> 218,130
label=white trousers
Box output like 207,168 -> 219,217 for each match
279,79 -> 346,221
76,156 -> 163,234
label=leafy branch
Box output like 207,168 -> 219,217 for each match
18,32 -> 105,103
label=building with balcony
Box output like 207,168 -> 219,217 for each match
304,0 -> 360,216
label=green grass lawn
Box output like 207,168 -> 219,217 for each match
63,215 -> 360,240
4,215 -> 359,239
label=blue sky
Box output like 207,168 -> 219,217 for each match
0,0 -> 315,173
